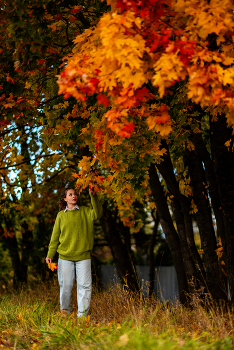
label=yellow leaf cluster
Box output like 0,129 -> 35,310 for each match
66,11 -> 149,93
97,12 -> 148,90
147,119 -> 172,136
153,53 -> 187,97
173,0 -> 234,43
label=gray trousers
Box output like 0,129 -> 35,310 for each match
58,258 -> 92,317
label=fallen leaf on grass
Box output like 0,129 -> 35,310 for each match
86,315 -> 90,325
0,337 -> 13,348
118,333 -> 129,346
17,311 -> 23,320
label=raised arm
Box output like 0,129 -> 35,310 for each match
89,192 -> 103,221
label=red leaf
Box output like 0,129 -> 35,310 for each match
6,76 -> 15,84
135,87 -> 151,101
71,8 -> 81,14
118,123 -> 135,137
97,93 -> 109,107
98,176 -> 104,183
0,119 -> 8,125
38,59 -> 45,65
69,16 -> 76,23
54,14 -> 62,20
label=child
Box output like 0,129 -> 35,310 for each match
45,187 -> 103,317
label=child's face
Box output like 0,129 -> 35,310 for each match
64,189 -> 77,205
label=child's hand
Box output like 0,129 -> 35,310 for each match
89,185 -> 96,195
45,258 -> 57,271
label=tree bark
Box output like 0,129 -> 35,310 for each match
1,217 -> 25,287
100,203 -> 140,293
2,234 -> 22,288
156,141 -> 206,284
185,144 -> 226,300
148,163 -> 189,304
190,127 -> 226,247
20,221 -> 34,284
149,211 -> 159,296
170,195 -> 198,292
210,114 -> 234,301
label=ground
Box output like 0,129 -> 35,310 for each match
0,279 -> 233,349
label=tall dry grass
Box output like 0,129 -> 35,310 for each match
89,283 -> 234,338
0,278 -> 234,349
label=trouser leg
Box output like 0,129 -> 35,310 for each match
58,258 -> 75,313
75,259 -> 92,317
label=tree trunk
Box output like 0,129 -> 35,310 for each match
118,219 -> 132,257
148,163 -> 189,304
185,144 -> 226,300
2,234 -> 22,288
1,218 -> 26,288
170,195 -> 198,292
16,126 -> 34,284
20,221 -> 34,284
100,202 -> 140,293
190,126 -> 226,248
210,114 -> 234,301
156,141 -> 206,285
149,211 -> 159,296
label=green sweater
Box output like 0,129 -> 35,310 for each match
47,194 -> 103,261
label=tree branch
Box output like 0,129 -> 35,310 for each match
0,153 -> 64,171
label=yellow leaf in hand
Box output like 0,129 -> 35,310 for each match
47,263 -> 58,271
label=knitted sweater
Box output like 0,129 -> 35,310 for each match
47,194 -> 103,261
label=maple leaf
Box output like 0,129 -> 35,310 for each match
69,16 -> 76,23
54,14 -> 62,20
47,263 -> 58,271
118,123 -> 135,137
97,93 -> 110,107
72,173 -> 79,178
71,7 -> 81,14
38,59 -> 45,65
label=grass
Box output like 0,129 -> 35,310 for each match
0,279 -> 234,349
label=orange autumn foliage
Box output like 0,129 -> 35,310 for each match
57,0 -> 234,228
58,0 -> 234,133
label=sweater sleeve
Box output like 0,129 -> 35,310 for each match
89,193 -> 103,221
47,213 -> 61,260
